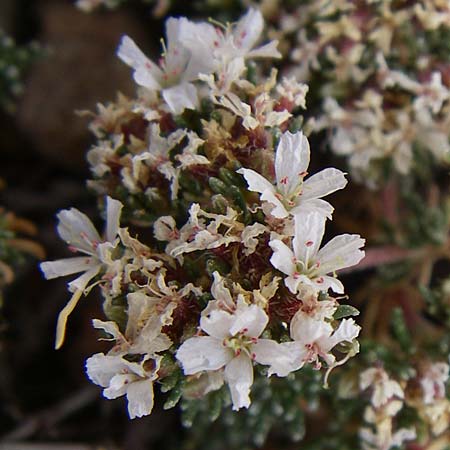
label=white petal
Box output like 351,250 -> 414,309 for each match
117,35 -> 162,90
224,354 -> 253,410
316,234 -> 365,274
210,271 -> 235,310
292,212 -> 325,266
176,336 -> 233,375
86,353 -> 127,387
275,131 -> 310,197
314,275 -> 344,294
57,208 -> 101,254
291,198 -> 334,220
92,319 -> 124,341
126,379 -> 154,419
260,190 -> 289,218
326,318 -> 361,350
252,339 -> 294,376
269,239 -> 295,277
247,40 -> 281,59
302,168 -> 347,201
237,168 -> 274,194
105,196 -> 123,242
290,312 -> 332,344
200,309 -> 235,340
229,303 -> 268,338
67,266 -> 100,293
234,8 -> 263,52
40,256 -> 97,279
104,373 -> 134,399
162,82 -> 199,114
279,341 -> 308,371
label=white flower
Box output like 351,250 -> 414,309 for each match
360,368 -> 404,408
238,131 -> 347,219
180,8 -> 281,74
269,212 -> 365,294
420,362 -> 449,404
40,196 -> 123,349
117,18 -> 201,114
86,353 -> 159,419
285,311 -> 360,370
176,299 -> 293,410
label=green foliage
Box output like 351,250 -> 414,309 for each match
0,29 -> 40,113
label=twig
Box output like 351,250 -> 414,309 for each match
1,386 -> 98,442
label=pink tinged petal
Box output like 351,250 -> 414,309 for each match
176,336 -> 233,375
162,82 -> 199,114
269,239 -> 295,277
302,168 -> 347,201
40,256 -> 97,279
126,379 -> 155,419
57,208 -> 101,254
224,354 -> 253,410
117,35 -> 162,90
275,131 -> 310,197
200,309 -> 235,339
260,190 -> 289,218
85,353 -> 128,387
316,234 -> 365,274
292,212 -> 325,266
314,275 -> 344,294
229,304 -> 268,338
105,196 -> 123,242
237,168 -> 274,194
291,198 -> 334,220
234,8 -> 263,52
252,339 -> 295,377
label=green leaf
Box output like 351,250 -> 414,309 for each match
333,305 -> 360,320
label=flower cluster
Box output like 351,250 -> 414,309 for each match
41,9 -> 365,422
252,0 -> 450,185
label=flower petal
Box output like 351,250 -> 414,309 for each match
269,239 -> 295,277
291,198 -> 334,220
176,336 -> 233,375
237,168 -> 274,194
302,168 -> 347,201
292,212 -> 325,267
117,35 -> 162,90
57,208 -> 101,254
85,353 -> 127,387
126,379 -> 154,419
252,338 -> 294,376
234,8 -> 263,52
224,354 -> 253,410
162,82 -> 199,114
40,256 -> 97,279
229,303 -> 268,338
316,234 -> 365,274
200,309 -> 235,340
105,196 -> 123,242
275,131 -> 310,197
